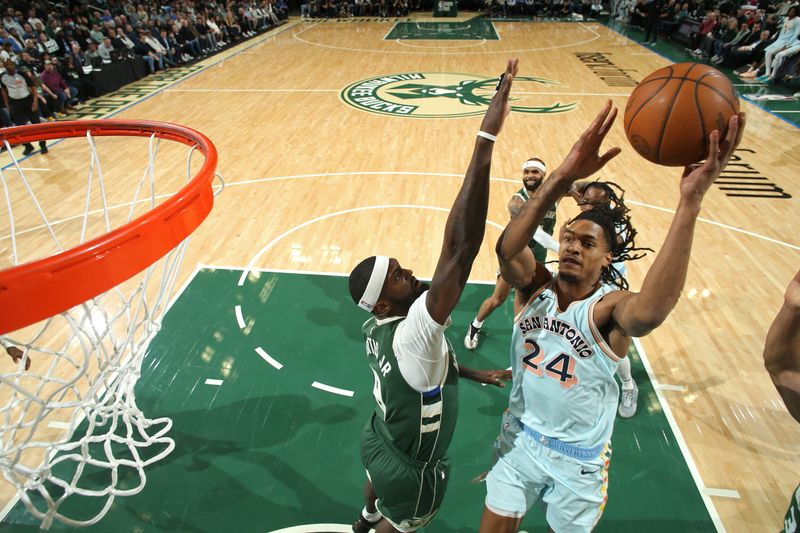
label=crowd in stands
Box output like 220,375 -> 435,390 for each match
612,0 -> 800,90
484,0 -> 604,19
0,0 -> 288,156
300,0 -> 422,18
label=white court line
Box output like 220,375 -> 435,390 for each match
236,205 -> 506,286
382,21 -> 396,40
703,487 -> 741,499
256,347 -> 283,369
633,338 -> 725,531
205,378 -> 223,386
269,524 -> 352,533
46,421 -> 71,430
4,171 -> 796,252
626,199 -> 800,251
774,110 -> 800,113
513,91 -> 630,96
200,263 -> 499,285
0,499 -> 18,525
395,38 -> 487,49
311,381 -> 354,397
293,20 -> 600,54
165,88 -> 339,92
16,167 -> 50,171
235,305 -> 246,329
655,384 -> 688,392
166,88 -> 627,96
202,172 -> 795,253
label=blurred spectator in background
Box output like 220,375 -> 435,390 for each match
0,59 -> 46,155
41,59 -> 76,112
98,37 -> 114,62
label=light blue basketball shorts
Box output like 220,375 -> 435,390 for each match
485,412 -> 612,532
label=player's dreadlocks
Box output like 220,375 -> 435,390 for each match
567,181 -> 652,290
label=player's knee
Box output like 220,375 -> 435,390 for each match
488,296 -> 505,309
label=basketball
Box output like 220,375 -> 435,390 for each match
623,63 -> 739,167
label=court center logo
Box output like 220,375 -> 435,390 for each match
340,72 -> 577,118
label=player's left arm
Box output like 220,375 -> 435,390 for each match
426,58 -> 519,325
458,366 -> 512,387
763,270 -> 800,423
607,112 -> 745,338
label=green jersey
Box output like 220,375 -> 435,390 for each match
515,187 -> 557,263
783,483 -> 800,533
362,302 -> 460,463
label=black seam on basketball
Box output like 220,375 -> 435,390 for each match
656,63 -> 699,164
640,73 -> 738,113
626,66 -> 673,132
694,78 -> 707,156
693,73 -> 739,113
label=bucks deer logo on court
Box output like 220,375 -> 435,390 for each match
341,72 -> 578,118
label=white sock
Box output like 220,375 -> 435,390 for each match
363,507 -> 382,523
472,318 -> 484,329
617,357 -> 635,390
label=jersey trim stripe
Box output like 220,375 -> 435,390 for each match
587,299 -> 622,362
422,386 -> 441,398
421,422 -> 441,433
421,403 -> 442,418
592,442 -> 612,528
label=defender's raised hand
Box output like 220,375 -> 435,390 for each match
479,58 -> 519,137
554,100 -> 621,182
680,112 -> 746,205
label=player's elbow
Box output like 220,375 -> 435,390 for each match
764,352 -> 781,376
626,311 -> 670,337
763,347 -> 795,376
495,232 -> 514,263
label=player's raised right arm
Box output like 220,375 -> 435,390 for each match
426,58 -> 518,325
764,270 -> 800,423
611,113 -> 745,337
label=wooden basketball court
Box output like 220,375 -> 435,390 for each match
1,15 -> 798,532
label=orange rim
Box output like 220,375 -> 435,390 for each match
0,120 -> 218,335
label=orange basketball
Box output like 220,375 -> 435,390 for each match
623,63 -> 739,167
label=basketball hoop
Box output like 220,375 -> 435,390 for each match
0,120 -> 221,528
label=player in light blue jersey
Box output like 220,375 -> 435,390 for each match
573,181 -> 649,419
478,102 -> 746,532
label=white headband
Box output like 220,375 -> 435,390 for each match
358,255 -> 389,312
522,160 -> 547,173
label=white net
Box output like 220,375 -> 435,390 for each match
0,127 -> 221,528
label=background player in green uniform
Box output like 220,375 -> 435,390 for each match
347,58 -> 518,533
763,269 -> 800,532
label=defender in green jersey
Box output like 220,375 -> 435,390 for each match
346,59 -> 520,533
764,270 -> 800,533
